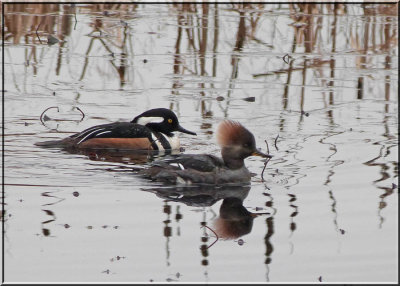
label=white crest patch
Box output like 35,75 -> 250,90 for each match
136,116 -> 164,126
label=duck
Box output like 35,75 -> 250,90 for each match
140,120 -> 272,185
35,108 -> 196,151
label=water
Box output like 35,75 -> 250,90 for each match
2,3 -> 398,283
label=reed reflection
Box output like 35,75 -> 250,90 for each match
364,143 -> 397,228
4,3 -> 137,88
170,3 -> 263,120
259,189 -> 275,281
4,4 -> 62,45
320,131 -> 345,234
78,5 -> 135,88
162,202 -> 172,267
41,190 -> 66,237
4,3 -> 397,118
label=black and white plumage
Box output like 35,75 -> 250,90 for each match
35,108 -> 196,151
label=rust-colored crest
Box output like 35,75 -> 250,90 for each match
216,120 -> 253,147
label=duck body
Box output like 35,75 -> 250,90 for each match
140,154 -> 252,185
35,108 -> 196,151
140,120 -> 271,185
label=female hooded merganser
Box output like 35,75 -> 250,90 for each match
35,108 -> 196,151
140,120 -> 272,185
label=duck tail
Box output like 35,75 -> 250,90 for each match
34,138 -> 71,148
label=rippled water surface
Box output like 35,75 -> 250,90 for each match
2,3 -> 398,283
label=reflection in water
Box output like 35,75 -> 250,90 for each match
226,8 -> 246,101
328,189 -> 339,234
59,147 -> 179,165
80,4 -> 138,87
41,209 -> 56,237
162,202 -> 172,267
364,143 -> 397,228
263,192 -> 274,282
144,184 -> 272,272
3,3 -> 397,140
212,197 -> 268,240
264,215 -> 274,281
288,193 -> 298,237
320,131 -> 345,234
361,14 -> 399,227
145,185 -> 250,274
200,213 -> 210,271
41,190 -> 65,237
143,185 -> 251,208
327,5 -> 338,124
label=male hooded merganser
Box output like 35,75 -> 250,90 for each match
140,120 -> 272,185
35,108 -> 196,150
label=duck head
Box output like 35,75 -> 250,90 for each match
132,108 -> 197,136
217,120 -> 272,169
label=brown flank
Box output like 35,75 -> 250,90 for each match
78,138 -> 153,150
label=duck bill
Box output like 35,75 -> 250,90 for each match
252,149 -> 273,159
176,125 -> 197,135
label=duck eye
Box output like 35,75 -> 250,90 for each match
168,119 -> 173,124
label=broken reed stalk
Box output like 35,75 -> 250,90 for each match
36,23 -> 42,44
261,157 -> 271,182
274,134 -> 279,151
74,11 -> 77,30
75,106 -> 85,121
40,106 -> 59,124
261,139 -> 271,182
261,133 -> 279,181
201,225 -> 219,249
264,139 -> 269,154
283,54 -> 290,64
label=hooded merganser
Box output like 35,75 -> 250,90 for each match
140,120 -> 272,185
35,108 -> 196,151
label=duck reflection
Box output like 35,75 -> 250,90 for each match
143,185 -> 251,208
143,184 -> 269,240
213,197 -> 268,240
60,147 -> 180,165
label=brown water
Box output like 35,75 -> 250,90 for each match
2,3 -> 398,283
